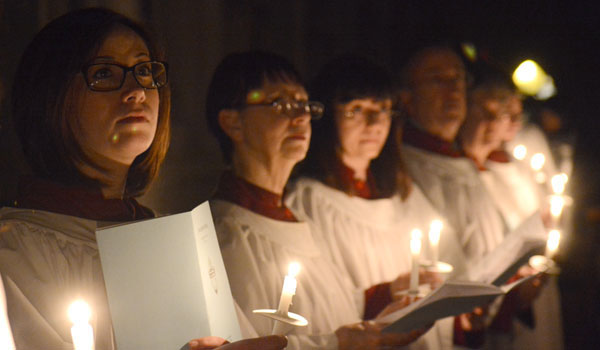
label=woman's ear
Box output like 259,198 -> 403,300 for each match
218,109 -> 243,143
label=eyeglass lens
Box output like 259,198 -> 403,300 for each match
85,62 -> 167,91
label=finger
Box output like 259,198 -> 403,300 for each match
188,336 -> 228,350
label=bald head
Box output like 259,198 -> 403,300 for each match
399,47 -> 467,142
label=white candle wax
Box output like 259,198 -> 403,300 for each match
545,229 -> 560,258
549,195 -> 565,223
409,229 -> 422,294
68,300 -> 94,350
428,220 -> 443,264
277,262 -> 300,315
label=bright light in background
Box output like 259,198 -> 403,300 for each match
512,59 -> 556,100
513,144 -> 527,160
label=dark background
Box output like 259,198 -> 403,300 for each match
0,1 -> 599,347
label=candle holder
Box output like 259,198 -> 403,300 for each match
528,255 -> 560,275
253,309 -> 308,335
394,283 -> 432,300
419,260 -> 454,274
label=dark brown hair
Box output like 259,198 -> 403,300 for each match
205,51 -> 303,163
12,7 -> 170,197
299,55 -> 410,199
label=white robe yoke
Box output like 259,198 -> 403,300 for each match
211,200 -> 362,350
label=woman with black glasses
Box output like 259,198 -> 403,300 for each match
0,8 -> 286,350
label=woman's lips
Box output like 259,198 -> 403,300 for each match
117,116 -> 147,124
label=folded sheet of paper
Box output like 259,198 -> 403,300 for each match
467,212 -> 547,286
97,201 -> 242,349
380,276 -> 533,333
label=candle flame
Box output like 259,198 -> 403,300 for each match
550,195 -> 565,218
68,300 -> 91,324
530,153 -> 546,171
429,220 -> 442,245
410,229 -> 422,255
288,262 -> 301,277
547,229 -> 560,254
551,174 -> 566,194
513,144 -> 527,160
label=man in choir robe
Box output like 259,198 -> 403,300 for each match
398,46 -> 506,264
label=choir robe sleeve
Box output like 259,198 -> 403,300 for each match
211,200 -> 361,350
0,207 -> 115,350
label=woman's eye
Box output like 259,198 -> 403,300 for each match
136,65 -> 152,77
92,67 -> 114,80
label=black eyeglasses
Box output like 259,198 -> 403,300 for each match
82,61 -> 168,92
244,100 -> 324,120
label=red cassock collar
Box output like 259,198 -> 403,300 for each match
14,176 -> 154,221
212,171 -> 297,222
334,158 -> 378,200
403,121 -> 464,158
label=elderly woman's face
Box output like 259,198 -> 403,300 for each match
335,98 -> 392,164
237,79 -> 311,164
70,26 -> 159,167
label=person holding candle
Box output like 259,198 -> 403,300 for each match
0,8 -> 286,350
207,51 -> 428,350
285,56 -> 467,349
457,75 -> 563,350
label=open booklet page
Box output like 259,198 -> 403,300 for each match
379,276 -> 535,334
97,201 -> 242,349
466,212 -> 547,286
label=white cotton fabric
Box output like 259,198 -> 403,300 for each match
286,177 -> 469,350
0,207 -> 115,350
481,161 -> 543,231
506,123 -> 558,181
211,200 -> 363,350
402,145 -> 507,264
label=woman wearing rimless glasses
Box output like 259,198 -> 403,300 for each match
0,8 -> 285,350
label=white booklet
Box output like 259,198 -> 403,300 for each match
97,201 -> 242,349
379,277 -> 532,333
467,212 -> 547,286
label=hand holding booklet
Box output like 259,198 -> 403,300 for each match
379,213 -> 546,333
379,277 -> 534,333
96,201 -> 242,349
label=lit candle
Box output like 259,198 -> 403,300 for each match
513,144 -> 527,160
68,300 -> 94,350
428,220 -> 443,264
530,153 -> 546,172
551,174 -> 567,195
277,262 -> 300,315
409,229 -> 422,295
549,195 -> 565,222
545,229 -> 560,258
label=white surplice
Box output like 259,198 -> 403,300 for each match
480,162 -> 563,350
402,145 -> 507,265
211,200 -> 362,350
0,207 -> 115,350
286,178 -> 468,350
481,160 -> 542,231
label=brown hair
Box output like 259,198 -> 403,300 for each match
12,7 -> 170,197
299,55 -> 410,199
